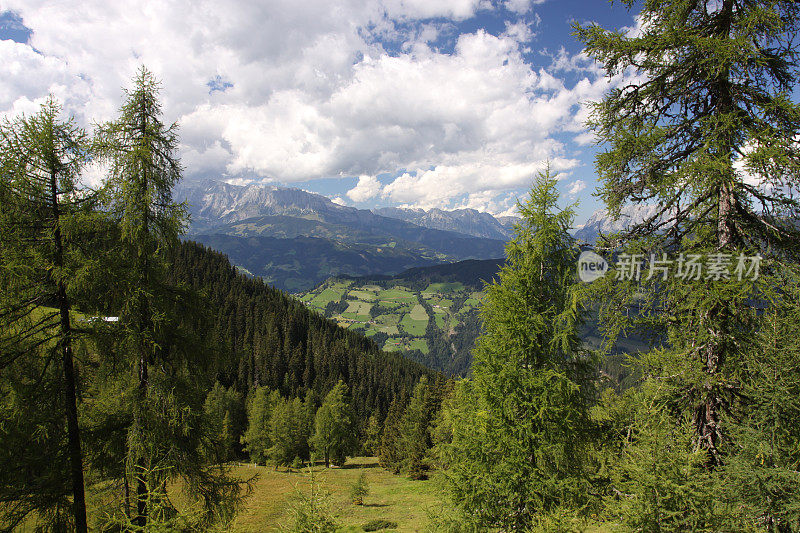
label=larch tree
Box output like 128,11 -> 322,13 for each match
575,0 -> 800,467
0,97 -> 94,532
442,168 -> 594,530
310,380 -> 357,468
96,67 -> 243,528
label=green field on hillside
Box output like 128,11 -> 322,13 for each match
300,279 -> 483,374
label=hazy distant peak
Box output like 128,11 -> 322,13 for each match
573,204 -> 661,244
372,206 -> 516,241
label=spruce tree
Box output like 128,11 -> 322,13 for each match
720,266 -> 800,530
442,168 -> 594,530
398,376 -> 435,479
0,97 -> 93,531
378,394 -> 407,473
242,386 -> 281,464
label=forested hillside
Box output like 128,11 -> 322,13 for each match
168,240 -> 436,419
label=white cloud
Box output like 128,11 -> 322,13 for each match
503,0 -> 546,15
346,175 -> 382,203
1,0 -> 611,212
567,179 -> 587,195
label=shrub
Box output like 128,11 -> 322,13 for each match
362,519 -> 398,531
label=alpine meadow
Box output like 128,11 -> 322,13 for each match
2,1 -> 800,532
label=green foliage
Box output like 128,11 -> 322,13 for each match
242,387 -> 281,464
349,472 -> 369,505
93,67 -> 245,528
600,383 -> 720,531
310,381 -> 357,467
0,96 -> 94,531
362,414 -> 382,456
282,468 -> 338,533
203,382 -> 246,462
574,1 -> 800,527
168,240 -> 435,423
398,376 -> 437,479
718,271 -> 800,531
441,169 -> 595,530
362,518 -> 396,531
378,394 -> 407,473
269,396 -> 313,467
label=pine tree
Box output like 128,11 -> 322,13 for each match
203,382 -> 246,462
310,380 -> 357,467
442,168 -> 594,530
363,414 -> 382,456
268,396 -> 312,467
0,97 -> 93,531
575,0 -> 800,464
720,266 -> 800,530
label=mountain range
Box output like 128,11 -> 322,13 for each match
573,204 -> 661,245
175,179 -> 658,291
176,180 -> 513,290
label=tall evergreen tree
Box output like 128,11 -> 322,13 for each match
96,67 -> 241,528
441,169 -> 594,530
269,396 -> 312,467
0,97 -> 93,531
575,0 -> 800,464
378,393 -> 407,474
398,376 -> 436,480
310,380 -> 357,467
242,386 -> 281,464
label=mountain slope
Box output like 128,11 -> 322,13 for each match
298,259 -> 502,376
191,233 -> 447,292
168,240 -> 437,419
299,257 -> 653,380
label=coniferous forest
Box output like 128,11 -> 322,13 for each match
3,1 -> 800,532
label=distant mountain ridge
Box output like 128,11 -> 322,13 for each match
373,206 -> 518,241
175,179 -> 509,291
573,204 -> 661,245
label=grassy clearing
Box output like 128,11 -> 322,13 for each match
348,289 -> 377,301
425,282 -> 463,294
345,301 -> 373,315
407,339 -> 429,354
400,315 -> 427,336
379,288 -> 416,301
310,287 -> 346,308
409,304 -> 428,321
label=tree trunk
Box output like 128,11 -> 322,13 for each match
693,0 -> 736,466
134,94 -> 151,529
50,167 -> 88,533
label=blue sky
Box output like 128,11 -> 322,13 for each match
0,1 -> 641,224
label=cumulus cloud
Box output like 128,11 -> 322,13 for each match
346,175 -> 383,203
0,0 -> 618,212
567,179 -> 587,195
504,0 -> 546,15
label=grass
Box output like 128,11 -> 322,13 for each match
229,457 -> 440,532
310,287 -> 346,308
345,301 -> 373,315
425,282 -> 463,294
409,304 -> 428,321
400,315 -> 427,336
